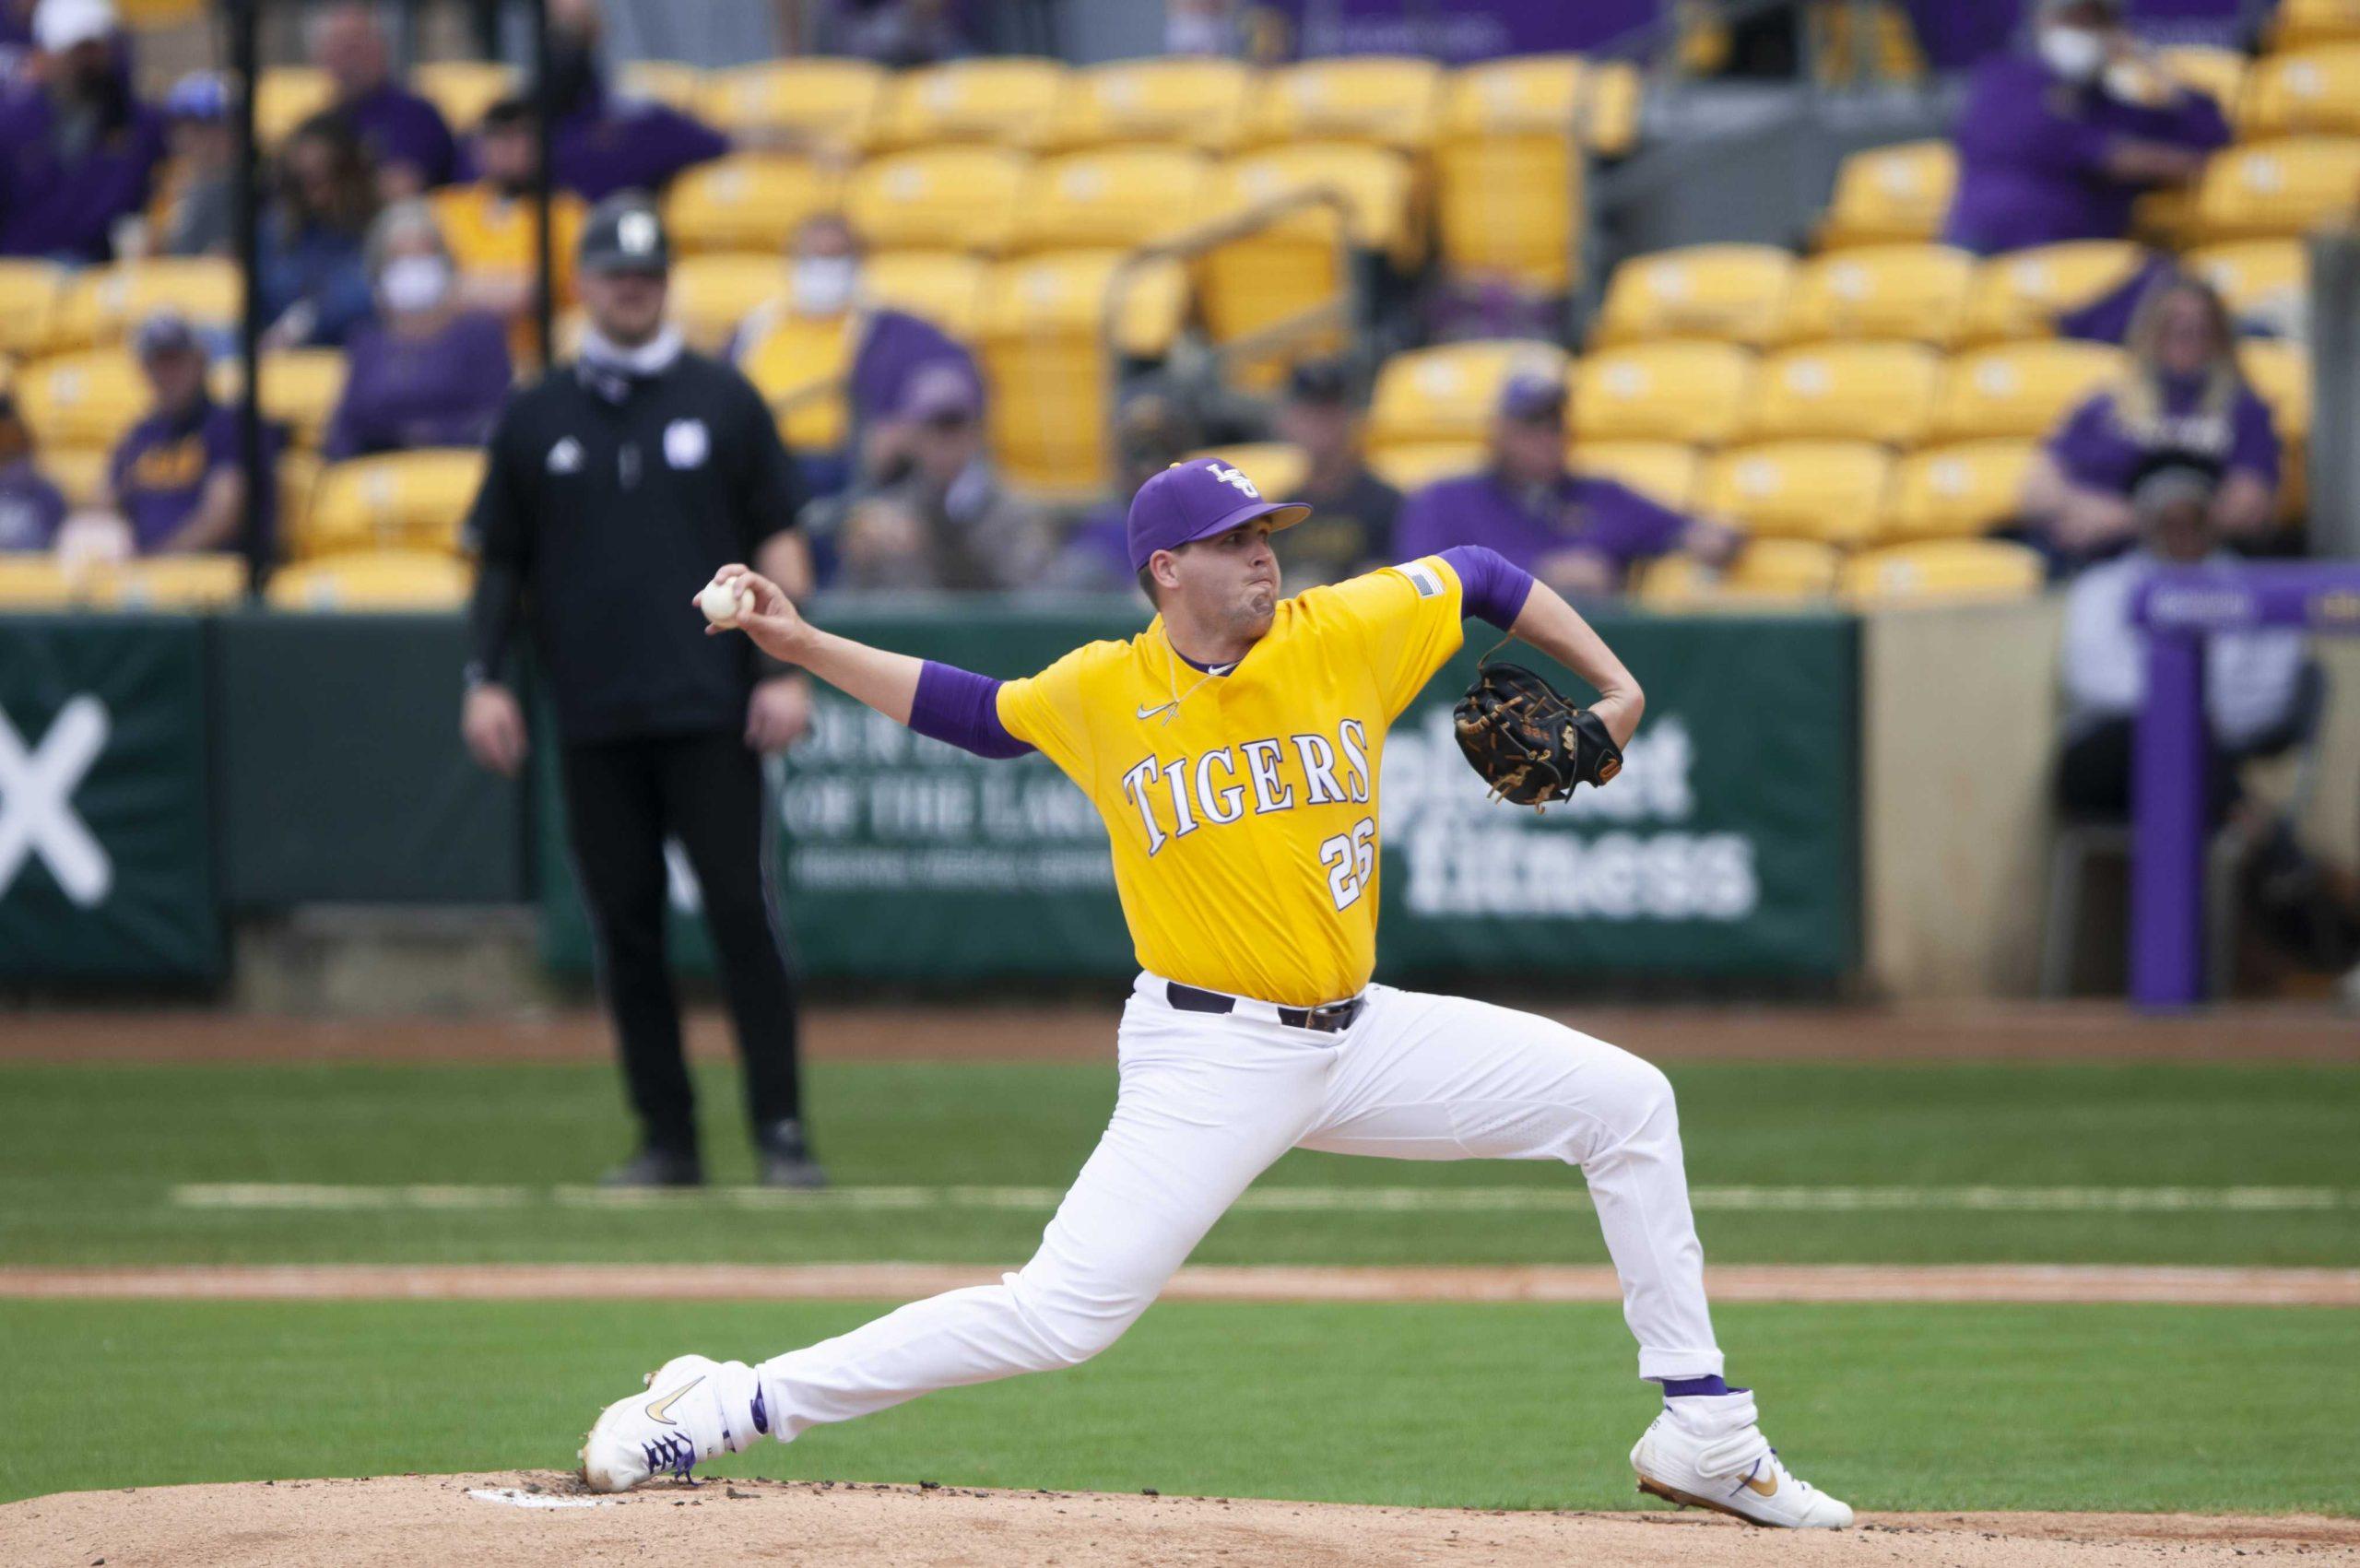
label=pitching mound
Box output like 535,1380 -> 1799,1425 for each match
6,1473 -> 2355,1568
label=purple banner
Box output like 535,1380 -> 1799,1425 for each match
1907,0 -> 2251,69
1263,0 -> 1662,62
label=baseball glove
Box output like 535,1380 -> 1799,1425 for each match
1452,661 -> 1624,811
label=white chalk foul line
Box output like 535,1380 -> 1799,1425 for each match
167,1183 -> 2360,1215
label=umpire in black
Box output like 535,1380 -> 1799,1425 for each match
460,194 -> 824,1189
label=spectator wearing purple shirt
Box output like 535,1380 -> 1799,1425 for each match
322,201 -> 514,460
542,0 -> 727,201
102,312 -> 274,556
1941,0 -> 2229,256
311,3 -> 456,199
1393,372 -> 1738,597
2023,273 -> 2280,563
0,0 -> 165,263
0,393 -> 66,551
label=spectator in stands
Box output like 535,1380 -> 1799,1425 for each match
2058,455 -> 2307,828
1273,360 -> 1398,587
157,72 -> 235,258
542,0 -> 727,200
0,0 -> 165,263
435,93 -> 584,353
311,1 -> 455,197
1941,0 -> 2228,255
1046,393 -> 1198,592
101,312 -> 272,556
827,0 -> 969,66
828,364 -> 1053,591
2023,274 -> 2280,563
322,202 -> 513,459
1394,373 -> 1739,596
0,0 -> 36,88
0,393 -> 66,552
260,112 -> 379,348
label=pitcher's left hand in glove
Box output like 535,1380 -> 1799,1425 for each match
1452,662 -> 1624,810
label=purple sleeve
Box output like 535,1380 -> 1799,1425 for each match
910,661 -> 1034,760
1953,62 -> 2111,176
2228,385 -> 2282,484
2045,393 -> 2117,482
1435,544 -> 1534,631
1582,479 -> 1689,563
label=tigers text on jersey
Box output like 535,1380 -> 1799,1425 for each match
995,557 -> 1466,1008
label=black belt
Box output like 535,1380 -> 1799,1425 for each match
1165,982 -> 1365,1034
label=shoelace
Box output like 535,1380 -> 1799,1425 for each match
640,1432 -> 697,1481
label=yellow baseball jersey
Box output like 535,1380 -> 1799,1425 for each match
996,557 -> 1468,1008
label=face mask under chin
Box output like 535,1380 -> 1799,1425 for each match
790,257 -> 858,317
378,254 -> 454,315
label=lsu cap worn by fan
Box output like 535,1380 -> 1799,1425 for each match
1125,457 -> 1310,573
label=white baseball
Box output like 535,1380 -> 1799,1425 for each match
697,577 -> 751,628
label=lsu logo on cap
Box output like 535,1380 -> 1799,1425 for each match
1210,463 -> 1260,499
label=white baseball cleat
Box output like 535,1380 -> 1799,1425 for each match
579,1353 -> 761,1493
1630,1389 -> 1855,1528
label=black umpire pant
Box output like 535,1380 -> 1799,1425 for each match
560,729 -> 803,1155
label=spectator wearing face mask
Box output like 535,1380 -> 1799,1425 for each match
434,94 -> 585,358
1942,0 -> 2229,256
259,112 -> 381,348
542,0 -> 727,201
156,71 -> 235,258
0,0 -> 166,263
311,1 -> 456,198
0,392 -> 67,552
322,202 -> 513,460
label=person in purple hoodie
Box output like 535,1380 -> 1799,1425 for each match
311,1 -> 454,198
541,0 -> 727,201
0,0 -> 165,263
1941,0 -> 2229,256
322,201 -> 514,459
1394,373 -> 1738,597
102,312 -> 275,556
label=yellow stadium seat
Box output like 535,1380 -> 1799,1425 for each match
1053,57 -> 1252,153
1740,341 -> 1941,446
2156,46 -> 2250,115
254,65 -> 332,146
736,313 -> 852,454
1928,340 -> 2128,442
1958,241 -> 2148,344
978,250 -> 1189,495
860,251 -> 990,338
51,258 -> 239,351
267,550 -> 473,610
1569,340 -> 1756,446
2270,0 -> 2360,52
0,554 -> 84,607
1568,440 -> 1703,510
1014,147 -> 1211,253
16,349 -> 151,448
1841,538 -> 2045,606
1367,339 -> 1570,449
1636,537 -> 1843,607
1591,243 -> 1794,348
1700,440 -> 1894,545
2189,136 -> 2360,242
1434,62 -> 1588,293
1444,54 -> 1644,155
701,58 -> 885,151
1190,442 -> 1309,500
1246,56 -> 1442,152
667,253 -> 788,353
664,156 -> 841,257
1774,244 -> 1975,348
1208,143 -> 1422,265
875,58 -> 1069,151
212,348 -> 348,451
616,60 -> 708,114
845,146 -> 1030,256
0,260 -> 63,357
2245,44 -> 2360,136
410,60 -> 514,133
38,445 -> 112,508
300,450 -> 487,559
1882,439 -> 2038,541
1366,441 -> 1482,493
277,449 -> 320,543
92,552 -> 247,608
1817,139 -> 1956,251
2187,240 -> 2308,336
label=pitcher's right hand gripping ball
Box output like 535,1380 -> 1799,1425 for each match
1453,662 -> 1623,810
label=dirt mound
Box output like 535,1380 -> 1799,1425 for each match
6,1473 -> 2354,1568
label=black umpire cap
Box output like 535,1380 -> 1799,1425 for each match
579,194 -> 671,276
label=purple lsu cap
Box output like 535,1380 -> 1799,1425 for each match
1126,458 -> 1310,573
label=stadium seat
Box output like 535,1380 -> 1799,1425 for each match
1207,143 -> 1422,266
1840,538 -> 2045,606
1433,59 -> 1590,292
667,253 -> 788,353
91,552 -> 247,608
1635,537 -> 1843,607
616,60 -> 709,114
0,260 -> 62,357
1189,442 -> 1309,500
665,156 -> 841,256
1927,340 -> 2128,442
410,60 -> 514,133
1773,243 -> 1976,348
1740,341 -> 1941,446
16,348 -> 150,448
1815,140 -> 1957,250
1958,241 -> 2148,345
861,251 -> 991,338
1446,53 -> 1644,157
1882,439 -> 2038,541
1013,147 -> 1211,253
1568,440 -> 1703,510
212,348 -> 348,451
735,312 -> 851,454
1365,441 -> 1482,493
1053,57 -> 1252,153
2269,0 -> 2360,53
38,445 -> 111,508
1245,56 -> 1443,153
844,147 -> 1031,255
1591,244 -> 1794,349
50,257 -> 239,351
2244,44 -> 2360,137
0,553 -> 82,607
1699,440 -> 1895,545
254,65 -> 332,145
300,450 -> 487,559
1568,340 -> 1756,446
2156,46 -> 2251,117
266,549 -> 473,610
874,58 -> 1069,151
1367,340 -> 1571,450
701,58 -> 886,151
2187,239 -> 2308,336
978,250 -> 1189,496
2189,136 -> 2360,242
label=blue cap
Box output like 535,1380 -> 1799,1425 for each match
1126,457 -> 1309,573
1498,370 -> 1567,422
163,71 -> 229,123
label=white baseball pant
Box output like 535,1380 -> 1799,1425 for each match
753,973 -> 1722,1442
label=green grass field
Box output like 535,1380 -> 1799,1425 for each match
3,1053 -> 2355,1512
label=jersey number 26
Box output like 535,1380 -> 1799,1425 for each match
1319,817 -> 1377,911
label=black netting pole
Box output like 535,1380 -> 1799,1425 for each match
230,0 -> 266,595
531,0 -> 555,370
